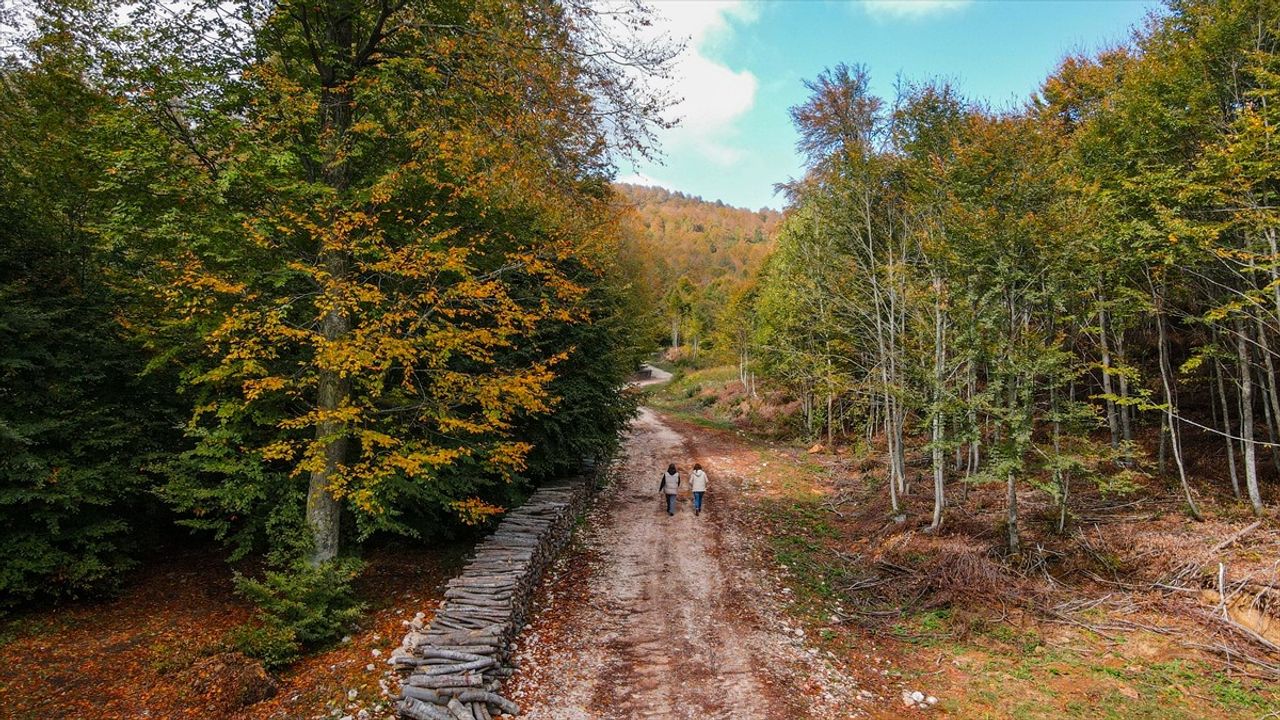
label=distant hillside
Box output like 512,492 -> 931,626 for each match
614,183 -> 781,355
615,183 -> 781,286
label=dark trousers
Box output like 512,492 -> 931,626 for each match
665,494 -> 676,515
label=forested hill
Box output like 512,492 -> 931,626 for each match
615,183 -> 781,356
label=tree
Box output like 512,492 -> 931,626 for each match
93,0 -> 677,566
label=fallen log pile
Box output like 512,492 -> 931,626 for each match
390,477 -> 596,719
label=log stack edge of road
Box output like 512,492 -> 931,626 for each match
390,474 -> 598,720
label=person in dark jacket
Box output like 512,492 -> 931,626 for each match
659,463 -> 680,516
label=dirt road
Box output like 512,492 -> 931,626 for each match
506,408 -> 853,719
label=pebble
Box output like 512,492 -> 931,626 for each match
903,689 -> 934,708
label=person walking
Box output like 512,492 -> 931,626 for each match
659,463 -> 680,516
690,463 -> 708,516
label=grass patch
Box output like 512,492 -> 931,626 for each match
1210,673 -> 1273,711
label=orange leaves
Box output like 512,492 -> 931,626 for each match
180,269 -> 246,297
449,497 -> 506,526
386,447 -> 467,476
279,405 -> 364,432
242,375 -> 286,400
260,440 -> 297,463
487,441 -> 532,472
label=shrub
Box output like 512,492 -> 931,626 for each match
232,558 -> 364,666
225,622 -> 300,670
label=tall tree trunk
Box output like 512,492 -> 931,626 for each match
1052,383 -> 1067,533
1116,329 -> 1133,456
1260,363 -> 1280,475
1236,318 -> 1264,515
965,363 -> 978,501
930,284 -> 946,531
803,391 -> 814,437
827,391 -> 835,449
1157,413 -> 1168,475
1006,464 -> 1020,554
306,8 -> 357,565
1003,298 -> 1024,556
1215,359 -> 1242,499
1251,316 -> 1280,472
865,394 -> 875,445
885,392 -> 900,514
1157,307 -> 1201,520
825,357 -> 835,448
895,395 -> 908,496
1098,302 -> 1120,453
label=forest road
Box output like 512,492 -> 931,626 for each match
506,408 -> 852,719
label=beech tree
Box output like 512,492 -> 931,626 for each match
101,0 -> 677,565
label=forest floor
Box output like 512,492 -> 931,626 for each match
0,543 -> 468,720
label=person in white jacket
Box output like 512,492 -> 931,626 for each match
659,463 -> 680,516
690,463 -> 708,516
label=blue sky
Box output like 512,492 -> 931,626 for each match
617,0 -> 1161,210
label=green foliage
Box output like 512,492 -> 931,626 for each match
0,0 -> 671,611
749,0 -> 1280,537
233,558 -> 365,659
0,21 -> 182,605
225,622 -> 302,671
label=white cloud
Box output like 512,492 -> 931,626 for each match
648,1 -> 760,166
860,0 -> 971,21
615,172 -> 677,191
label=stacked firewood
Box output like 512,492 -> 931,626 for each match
391,479 -> 595,719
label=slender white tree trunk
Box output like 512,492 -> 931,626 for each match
1098,302 -> 1120,452
1157,307 -> 1201,520
1236,317 -> 1264,515
1215,359 -> 1242,499
930,280 -> 947,530
1116,330 -> 1133,454
1251,315 -> 1280,470
1052,383 -> 1067,533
